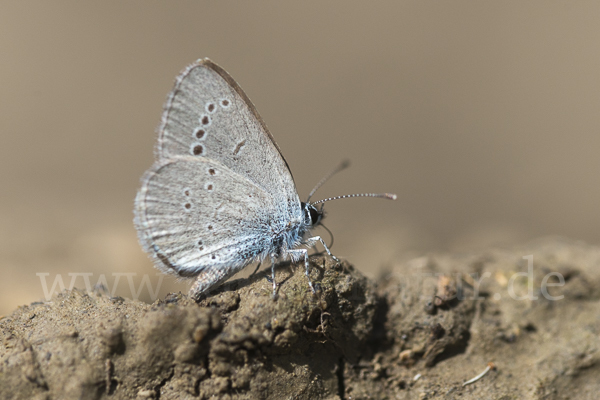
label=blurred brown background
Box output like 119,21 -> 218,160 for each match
2,1 -> 599,315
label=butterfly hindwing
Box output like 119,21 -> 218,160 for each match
134,156 -> 277,278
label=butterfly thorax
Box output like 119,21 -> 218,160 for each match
262,200 -> 322,259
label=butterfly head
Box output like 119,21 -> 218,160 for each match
301,202 -> 323,228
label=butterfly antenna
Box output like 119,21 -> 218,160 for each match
306,159 -> 351,202
312,192 -> 397,205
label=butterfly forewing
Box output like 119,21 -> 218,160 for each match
157,59 -> 298,215
134,156 -> 277,277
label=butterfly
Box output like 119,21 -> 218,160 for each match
134,59 -> 396,300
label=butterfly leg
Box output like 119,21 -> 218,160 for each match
270,255 -> 278,297
288,248 -> 316,294
304,236 -> 340,263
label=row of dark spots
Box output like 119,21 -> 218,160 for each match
197,240 -> 215,259
207,225 -> 216,259
192,114 -> 210,151
191,99 -> 231,156
198,99 -> 230,136
206,99 -> 229,112
191,104 -> 211,156
199,219 -> 218,258
184,189 -> 191,210
182,187 -> 215,211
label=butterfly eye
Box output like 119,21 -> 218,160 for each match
308,206 -> 321,226
301,203 -> 321,226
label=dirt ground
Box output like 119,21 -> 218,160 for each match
1,237 -> 599,399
